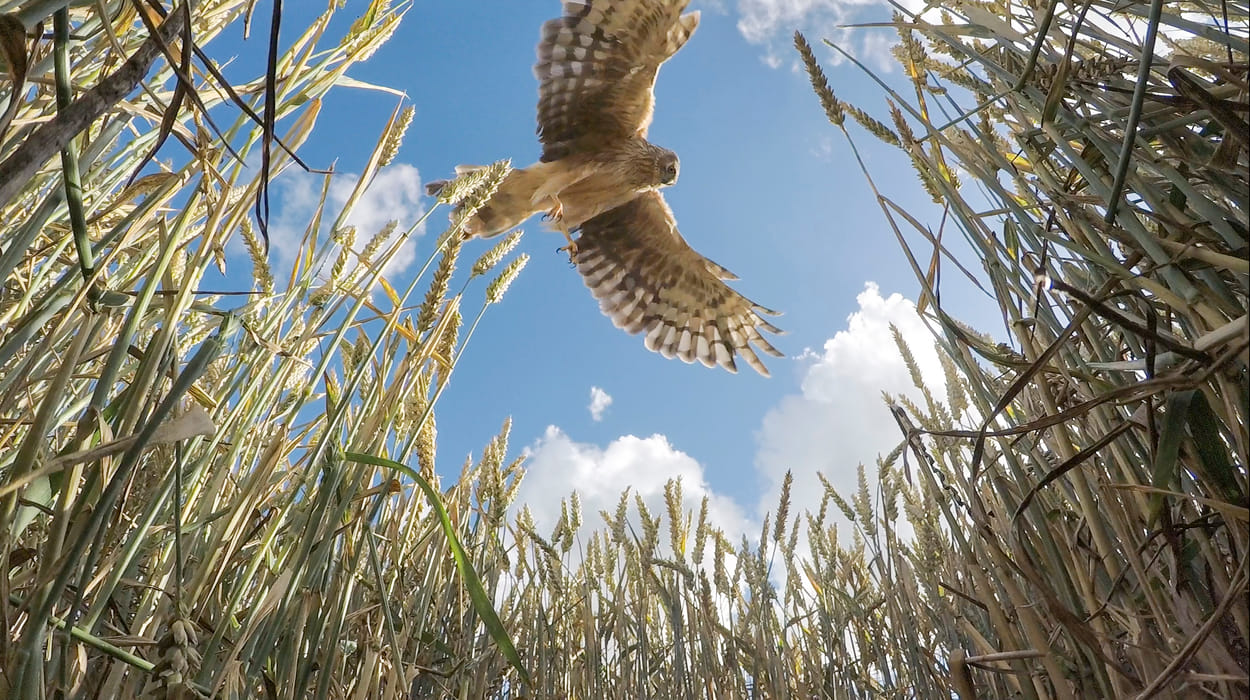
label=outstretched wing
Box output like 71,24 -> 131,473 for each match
571,192 -> 784,376
534,0 -> 699,162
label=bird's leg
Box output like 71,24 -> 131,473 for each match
556,224 -> 578,264
541,194 -> 564,223
543,194 -> 578,262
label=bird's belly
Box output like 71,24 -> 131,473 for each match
554,174 -> 648,231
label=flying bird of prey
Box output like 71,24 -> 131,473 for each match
428,0 -> 783,375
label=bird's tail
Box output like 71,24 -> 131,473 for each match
426,164 -> 546,239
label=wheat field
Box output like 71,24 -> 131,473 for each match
0,0 -> 1245,698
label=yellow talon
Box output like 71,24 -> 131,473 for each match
558,229 -> 578,261
542,195 -> 576,262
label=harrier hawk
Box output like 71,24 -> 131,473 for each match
429,0 -> 783,375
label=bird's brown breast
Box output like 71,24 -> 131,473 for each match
552,166 -> 655,232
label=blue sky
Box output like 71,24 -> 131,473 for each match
224,1 -> 1002,542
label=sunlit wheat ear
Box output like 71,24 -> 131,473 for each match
240,218 -> 274,297
756,512 -> 771,556
623,541 -> 643,583
183,313 -> 220,351
606,490 -> 630,545
470,230 -> 522,278
698,570 -> 715,608
500,455 -> 525,510
772,471 -> 792,546
877,456 -> 899,524
341,5 -> 401,62
558,499 -> 577,553
343,334 -> 369,378
891,15 -> 930,82
455,452 -> 475,490
478,448 -> 503,520
691,496 -> 709,564
811,488 -> 830,531
485,254 -> 528,304
805,514 -> 826,562
939,353 -> 969,419
513,508 -> 535,576
544,552 -> 565,597
894,394 -> 929,433
853,464 -> 878,541
587,531 -> 607,582
712,533 -> 730,594
415,233 -> 461,335
794,31 -> 844,126
843,100 -> 901,146
738,534 -> 760,592
378,106 -> 414,167
456,160 -> 511,222
308,281 -> 333,307
479,418 -> 511,473
568,491 -> 581,532
434,306 -> 460,389
435,158 -> 512,206
782,531 -> 801,604
488,458 -> 514,522
355,220 -> 397,275
820,470 -> 860,525
888,103 -> 946,204
584,534 -> 602,585
524,522 -> 561,590
889,324 -> 930,401
517,504 -> 535,533
412,372 -> 437,476
635,494 -> 660,557
823,523 -> 841,563
552,502 -> 569,544
329,225 -> 356,287
600,530 -> 620,577
167,245 -> 188,289
664,478 -> 684,560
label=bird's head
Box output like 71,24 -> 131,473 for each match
655,149 -> 680,187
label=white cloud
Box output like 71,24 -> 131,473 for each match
738,0 -> 859,46
811,134 -> 835,161
856,29 -> 899,72
514,427 -> 750,549
269,162 -> 426,276
512,282 -> 946,556
733,0 -> 927,71
587,386 -> 613,422
755,282 -> 943,542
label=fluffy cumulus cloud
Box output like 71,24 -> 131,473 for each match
514,427 -> 750,548
755,282 -> 944,541
269,163 -> 426,274
587,386 -> 613,422
732,0 -> 928,70
513,282 -> 946,551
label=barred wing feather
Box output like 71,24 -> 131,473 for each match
571,192 -> 783,376
534,0 -> 699,162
